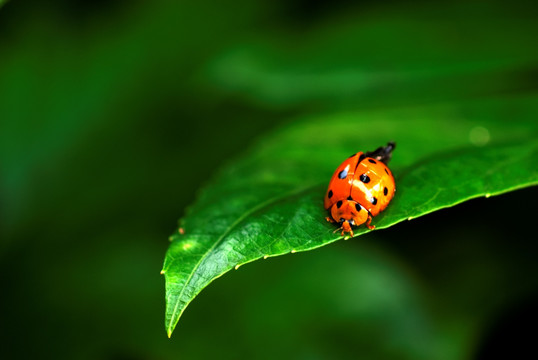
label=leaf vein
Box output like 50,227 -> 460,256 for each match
167,183 -> 320,333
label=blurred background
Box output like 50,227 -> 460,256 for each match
1,0 -> 537,359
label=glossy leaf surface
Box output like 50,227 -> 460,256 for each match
163,94 -> 538,336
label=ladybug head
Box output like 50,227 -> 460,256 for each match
332,218 -> 355,237
340,219 -> 353,233
336,217 -> 355,234
339,217 -> 355,224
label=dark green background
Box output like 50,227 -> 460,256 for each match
1,0 -> 537,359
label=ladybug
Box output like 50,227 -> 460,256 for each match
324,142 -> 396,237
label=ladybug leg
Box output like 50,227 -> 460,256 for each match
341,221 -> 353,237
340,228 -> 354,237
365,215 -> 375,230
326,216 -> 335,223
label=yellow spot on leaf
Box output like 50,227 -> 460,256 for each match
469,126 -> 490,146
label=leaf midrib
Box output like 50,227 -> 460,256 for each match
166,182 -> 322,335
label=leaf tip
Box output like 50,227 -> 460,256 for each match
160,269 -> 165,275
263,255 -> 269,259
234,264 -> 241,270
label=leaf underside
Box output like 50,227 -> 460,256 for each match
163,95 -> 538,337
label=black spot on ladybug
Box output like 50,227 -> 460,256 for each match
384,187 -> 388,196
385,168 -> 390,175
360,174 -> 370,183
337,200 -> 343,208
338,168 -> 348,179
347,196 -> 353,201
355,203 -> 362,212
368,159 -> 377,164
328,190 -> 333,198
371,197 -> 378,205
348,153 -> 356,158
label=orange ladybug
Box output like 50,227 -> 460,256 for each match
324,142 -> 396,237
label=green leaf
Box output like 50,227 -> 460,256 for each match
163,94 -> 538,337
207,5 -> 538,110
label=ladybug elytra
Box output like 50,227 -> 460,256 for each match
324,142 -> 396,237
